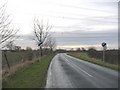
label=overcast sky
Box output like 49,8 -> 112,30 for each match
0,0 -> 119,50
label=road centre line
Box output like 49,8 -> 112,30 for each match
63,55 -> 93,77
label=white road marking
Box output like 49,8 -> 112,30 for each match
64,56 -> 93,77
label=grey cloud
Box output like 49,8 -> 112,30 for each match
53,31 -> 118,47
14,30 -> 118,49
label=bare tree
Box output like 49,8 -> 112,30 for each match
26,47 -> 32,51
0,4 -> 19,69
45,35 -> 56,52
33,18 -> 51,57
14,46 -> 21,51
0,4 -> 19,49
6,41 -> 15,50
76,48 -> 81,51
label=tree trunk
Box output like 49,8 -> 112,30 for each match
51,47 -> 52,52
40,46 -> 42,57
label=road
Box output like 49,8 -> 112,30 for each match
46,53 -> 118,88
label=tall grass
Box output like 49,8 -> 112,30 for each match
3,53 -> 55,88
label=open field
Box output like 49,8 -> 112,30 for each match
3,53 -> 54,88
2,50 -> 41,79
68,52 -> 119,71
2,50 -> 40,67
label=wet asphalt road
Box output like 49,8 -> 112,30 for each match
46,53 -> 118,88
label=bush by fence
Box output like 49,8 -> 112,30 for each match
87,49 -> 118,64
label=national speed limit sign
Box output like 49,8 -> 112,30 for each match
102,42 -> 107,47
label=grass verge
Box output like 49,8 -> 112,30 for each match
68,52 -> 119,71
3,53 -> 55,88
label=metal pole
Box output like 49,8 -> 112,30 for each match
102,42 -> 107,62
103,47 -> 105,62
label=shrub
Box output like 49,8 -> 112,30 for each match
27,52 -> 34,61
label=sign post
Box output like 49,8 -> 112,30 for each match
101,42 -> 107,62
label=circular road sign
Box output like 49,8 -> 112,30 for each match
102,42 -> 107,47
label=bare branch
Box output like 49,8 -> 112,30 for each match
33,18 -> 52,56
0,4 -> 19,49
43,35 -> 56,51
